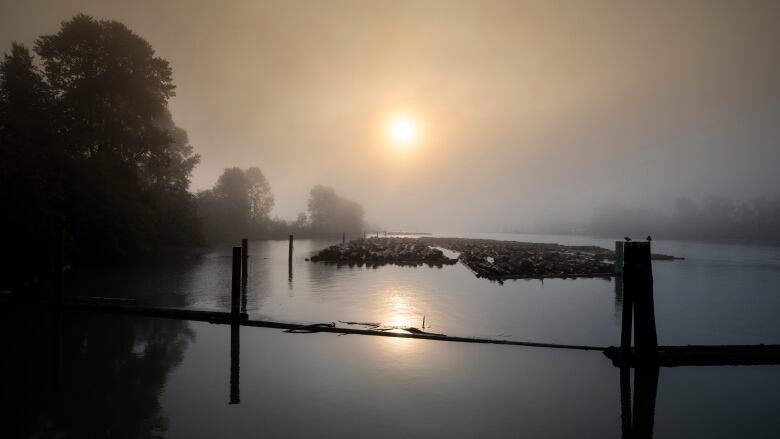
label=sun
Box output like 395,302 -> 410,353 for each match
385,114 -> 419,150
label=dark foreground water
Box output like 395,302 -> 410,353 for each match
4,233 -> 780,437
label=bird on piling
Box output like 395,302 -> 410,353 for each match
624,236 -> 632,242
646,235 -> 653,241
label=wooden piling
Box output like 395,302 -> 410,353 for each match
342,231 -> 345,244
231,247 -> 241,319
624,242 -> 658,357
241,239 -> 248,286
241,239 -> 248,313
614,241 -> 624,276
288,235 -> 293,277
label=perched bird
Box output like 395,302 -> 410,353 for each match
646,235 -> 652,241
624,236 -> 632,242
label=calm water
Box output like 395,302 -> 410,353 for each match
4,233 -> 780,437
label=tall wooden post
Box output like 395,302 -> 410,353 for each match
624,242 -> 657,357
231,247 -> 241,320
241,239 -> 248,313
342,231 -> 346,244
288,235 -> 293,277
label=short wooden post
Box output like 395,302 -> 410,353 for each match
241,239 -> 248,313
231,247 -> 241,319
615,241 -> 624,276
241,239 -> 248,286
288,235 -> 293,276
624,242 -> 657,357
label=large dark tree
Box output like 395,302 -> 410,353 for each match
0,15 -> 200,289
0,43 -> 64,286
35,14 -> 176,163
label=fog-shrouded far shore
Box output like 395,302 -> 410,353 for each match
510,195 -> 780,245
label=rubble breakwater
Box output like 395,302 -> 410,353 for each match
309,237 -> 682,281
420,237 -> 615,280
308,238 -> 458,267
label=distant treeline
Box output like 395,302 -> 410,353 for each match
528,196 -> 780,243
0,15 -> 364,288
196,167 -> 365,243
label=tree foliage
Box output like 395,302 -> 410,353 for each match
197,167 -> 275,242
307,184 -> 365,234
0,15 -> 200,288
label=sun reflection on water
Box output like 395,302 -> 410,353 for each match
380,286 -> 419,329
374,286 -> 426,359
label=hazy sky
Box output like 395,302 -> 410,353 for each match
2,0 -> 779,230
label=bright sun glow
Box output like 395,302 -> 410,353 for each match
386,114 -> 419,149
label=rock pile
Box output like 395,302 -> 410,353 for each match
309,238 -> 458,267
421,237 -> 615,280
310,236 -> 682,281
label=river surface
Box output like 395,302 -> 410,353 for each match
4,233 -> 780,438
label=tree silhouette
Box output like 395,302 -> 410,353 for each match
197,167 -> 275,242
0,15 -> 201,288
307,184 -> 365,234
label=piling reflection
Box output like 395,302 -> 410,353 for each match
620,366 -> 660,439
52,309 -> 63,394
230,323 -> 240,404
